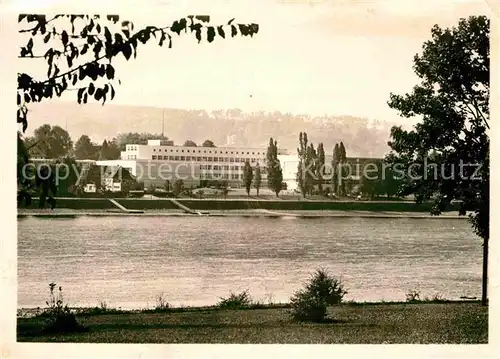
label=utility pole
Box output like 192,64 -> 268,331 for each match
162,109 -> 165,138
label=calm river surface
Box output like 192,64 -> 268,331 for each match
18,216 -> 481,308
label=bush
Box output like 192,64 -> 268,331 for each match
289,269 -> 347,322
405,289 -> 421,303
155,292 -> 171,311
217,290 -> 252,309
42,283 -> 85,334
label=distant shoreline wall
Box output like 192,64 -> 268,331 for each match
18,198 -> 460,212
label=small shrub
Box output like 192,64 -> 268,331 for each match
405,289 -> 421,302
155,292 -> 171,311
289,268 -> 347,322
290,290 -> 327,322
217,290 -> 252,309
42,283 -> 85,334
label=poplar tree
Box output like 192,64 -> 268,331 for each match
266,138 -> 283,197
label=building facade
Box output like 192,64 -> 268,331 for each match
99,140 -> 269,188
95,140 -> 383,191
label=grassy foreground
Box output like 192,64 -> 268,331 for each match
17,302 -> 487,344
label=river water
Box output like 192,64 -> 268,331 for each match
17,216 -> 481,309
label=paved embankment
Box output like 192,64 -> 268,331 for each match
17,208 -> 467,219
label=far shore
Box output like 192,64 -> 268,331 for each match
18,197 -> 466,218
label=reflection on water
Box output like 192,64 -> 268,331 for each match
18,216 -> 481,308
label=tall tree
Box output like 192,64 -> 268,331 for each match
266,137 -> 283,197
32,124 -> 73,158
105,140 -> 121,160
56,156 -> 82,196
331,143 -> 340,194
74,134 -> 98,160
242,160 -> 253,196
305,143 -> 316,196
316,143 -> 325,194
385,16 -> 490,305
296,132 -> 308,197
202,139 -> 216,147
360,159 -> 383,200
183,140 -> 197,147
99,140 -> 110,160
99,139 -> 121,160
253,163 -> 262,196
338,142 -> 347,196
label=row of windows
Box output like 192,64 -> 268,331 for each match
151,148 -> 265,155
151,155 -> 263,163
200,173 -> 263,180
200,165 -> 267,171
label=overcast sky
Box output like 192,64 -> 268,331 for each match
12,0 -> 493,123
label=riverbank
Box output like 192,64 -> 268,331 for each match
19,197 -> 460,212
17,208 -> 467,218
17,197 -> 466,218
17,301 -> 487,343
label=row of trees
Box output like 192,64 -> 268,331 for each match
183,139 -> 216,147
242,162 -> 262,196
21,124 -> 219,161
295,132 -> 403,199
296,132 -> 350,198
241,137 -> 284,197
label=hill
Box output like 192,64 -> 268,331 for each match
24,101 -> 399,157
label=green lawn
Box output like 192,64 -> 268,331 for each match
17,302 -> 487,344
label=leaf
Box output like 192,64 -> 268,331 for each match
18,14 -> 27,23
122,43 -> 132,60
195,15 -> 210,23
43,33 -> 50,43
217,26 -> 225,38
88,82 -> 95,95
110,85 -> 115,100
231,25 -> 237,37
250,23 -> 259,35
238,24 -> 250,36
195,29 -> 201,43
104,27 -> 112,44
171,19 -> 187,35
83,92 -> 88,104
81,43 -> 89,55
27,38 -> 33,51
77,88 -> 85,104
72,73 -> 78,85
207,27 -> 215,43
228,18 -> 235,25
114,33 -> 123,44
159,31 -> 166,46
93,41 -> 103,59
106,63 -> 115,79
95,88 -> 103,101
107,15 -> 119,23
61,30 -> 68,46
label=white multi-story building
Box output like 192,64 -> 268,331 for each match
95,139 -> 382,191
97,140 -> 269,188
